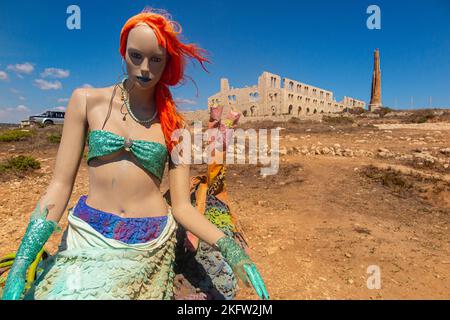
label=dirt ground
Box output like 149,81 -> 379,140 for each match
1,110 -> 449,300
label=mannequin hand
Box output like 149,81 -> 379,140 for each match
215,236 -> 269,300
1,201 -> 57,300
209,102 -> 224,123
1,262 -> 27,300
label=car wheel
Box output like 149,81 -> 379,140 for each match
44,120 -> 54,126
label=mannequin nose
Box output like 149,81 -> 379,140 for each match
141,58 -> 150,73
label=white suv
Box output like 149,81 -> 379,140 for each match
29,111 -> 65,126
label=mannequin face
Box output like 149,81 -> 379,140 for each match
124,23 -> 168,90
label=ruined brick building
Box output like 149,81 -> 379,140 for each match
208,71 -> 365,117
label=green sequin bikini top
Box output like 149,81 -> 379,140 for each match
87,129 -> 168,182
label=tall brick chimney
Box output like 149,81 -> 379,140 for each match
369,48 -> 382,112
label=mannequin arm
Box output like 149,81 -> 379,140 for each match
2,88 -> 88,299
168,160 -> 225,246
39,88 -> 89,223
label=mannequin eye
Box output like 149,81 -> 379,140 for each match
151,57 -> 162,62
130,52 -> 143,59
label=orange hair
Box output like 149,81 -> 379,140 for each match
119,10 -> 210,153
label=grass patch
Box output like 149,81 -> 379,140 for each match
0,129 -> 33,142
47,133 -> 62,144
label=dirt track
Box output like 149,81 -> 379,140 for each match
1,112 -> 449,299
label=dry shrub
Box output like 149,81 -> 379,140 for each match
322,115 -> 354,125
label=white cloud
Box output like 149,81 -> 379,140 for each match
0,71 -> 8,81
41,68 -> 70,78
16,105 -> 31,112
34,79 -> 62,90
10,88 -> 20,94
0,105 -> 31,123
81,83 -> 93,88
57,98 -> 69,103
53,106 -> 66,111
5,105 -> 30,112
19,96 -> 26,101
7,62 -> 34,74
2,105 -> 30,114
174,98 -> 197,106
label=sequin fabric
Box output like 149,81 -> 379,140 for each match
87,130 -> 168,181
215,236 -> 253,283
204,194 -> 235,236
73,195 -> 168,245
2,201 -> 58,300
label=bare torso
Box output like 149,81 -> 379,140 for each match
83,85 -> 169,218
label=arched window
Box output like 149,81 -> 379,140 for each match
271,106 -> 276,115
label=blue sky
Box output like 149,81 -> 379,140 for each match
0,0 -> 449,123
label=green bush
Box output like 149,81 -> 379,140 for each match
0,129 -> 33,142
47,133 -> 62,144
0,155 -> 41,172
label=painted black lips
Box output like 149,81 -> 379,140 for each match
137,76 -> 151,83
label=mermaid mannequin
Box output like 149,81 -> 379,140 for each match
1,10 -> 268,300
